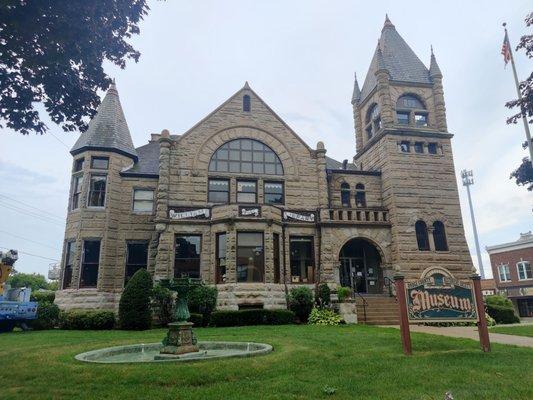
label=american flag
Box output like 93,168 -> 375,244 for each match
501,31 -> 511,66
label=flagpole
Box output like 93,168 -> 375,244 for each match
503,23 -> 533,162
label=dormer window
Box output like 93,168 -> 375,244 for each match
396,94 -> 427,127
365,103 -> 381,140
243,95 -> 251,112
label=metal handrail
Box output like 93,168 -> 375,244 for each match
351,272 -> 368,323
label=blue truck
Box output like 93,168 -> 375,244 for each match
0,250 -> 38,332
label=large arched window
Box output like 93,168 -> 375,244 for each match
209,139 -> 283,175
415,220 -> 430,251
396,94 -> 428,127
433,221 -> 448,251
355,183 -> 366,207
364,103 -> 381,140
341,182 -> 351,207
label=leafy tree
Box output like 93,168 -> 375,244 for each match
7,272 -> 54,291
118,268 -> 153,330
506,12 -> 533,190
0,1 -> 150,135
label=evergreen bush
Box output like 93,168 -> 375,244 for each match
31,302 -> 60,330
118,269 -> 153,330
316,283 -> 331,307
209,309 -> 295,327
152,283 -> 174,326
188,285 -> 217,323
188,312 -> 204,327
485,295 -> 519,324
287,286 -> 314,322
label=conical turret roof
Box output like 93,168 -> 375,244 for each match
360,16 -> 432,102
351,72 -> 361,104
71,81 -> 137,161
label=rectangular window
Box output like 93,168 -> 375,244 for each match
397,111 -> 410,125
498,264 -> 511,282
88,175 -> 107,207
428,142 -> 438,154
400,141 -> 410,153
62,241 -> 75,289
273,233 -> 280,284
264,182 -> 284,205
133,189 -> 154,213
237,180 -> 257,203
73,158 -> 84,172
414,142 -> 424,153
71,175 -> 83,210
91,157 -> 109,170
125,242 -> 148,284
174,235 -> 201,279
237,232 -> 264,283
216,233 -> 227,284
415,113 -> 428,127
290,236 -> 314,283
208,179 -> 229,203
80,240 -> 100,288
517,261 -> 532,280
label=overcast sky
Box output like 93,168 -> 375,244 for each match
1,0 -> 531,280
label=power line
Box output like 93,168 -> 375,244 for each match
0,193 -> 65,221
0,246 -> 59,262
0,202 -> 65,227
0,230 -> 61,251
49,132 -> 70,149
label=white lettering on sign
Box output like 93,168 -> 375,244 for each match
240,208 -> 260,217
283,211 -> 315,222
169,209 -> 210,220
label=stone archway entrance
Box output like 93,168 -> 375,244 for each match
339,238 -> 383,294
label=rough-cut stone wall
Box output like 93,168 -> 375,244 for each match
329,173 -> 382,208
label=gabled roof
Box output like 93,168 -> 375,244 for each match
360,16 -> 432,102
71,82 -> 138,161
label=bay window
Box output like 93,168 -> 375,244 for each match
237,232 -> 264,283
174,235 -> 201,279
80,240 -> 100,288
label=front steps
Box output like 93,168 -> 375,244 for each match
355,294 -> 399,325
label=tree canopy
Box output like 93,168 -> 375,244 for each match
0,1 -> 149,135
506,12 -> 533,190
7,272 -> 56,291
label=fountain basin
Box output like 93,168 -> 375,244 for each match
75,341 -> 273,363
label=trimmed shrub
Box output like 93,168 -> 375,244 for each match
316,283 -> 331,307
308,307 -> 342,326
485,295 -> 519,324
31,290 -> 56,303
336,287 -> 351,302
59,310 -> 115,330
118,269 -> 153,330
287,286 -> 314,322
188,285 -> 218,319
152,284 -> 174,326
30,302 -> 60,330
188,312 -> 204,327
209,309 -> 295,327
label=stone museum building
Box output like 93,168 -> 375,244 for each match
56,18 -> 475,321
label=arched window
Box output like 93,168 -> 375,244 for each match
209,138 -> 283,175
364,103 -> 381,140
243,95 -> 251,112
433,221 -> 448,251
415,220 -> 430,251
355,183 -> 366,207
341,182 -> 351,207
396,94 -> 428,127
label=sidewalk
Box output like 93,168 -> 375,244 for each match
386,325 -> 533,348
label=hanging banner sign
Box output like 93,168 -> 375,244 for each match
406,277 -> 477,322
283,210 -> 316,223
239,206 -> 261,218
169,208 -> 210,220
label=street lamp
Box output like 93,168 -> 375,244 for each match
461,169 -> 485,279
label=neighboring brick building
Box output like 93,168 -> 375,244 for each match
487,232 -> 533,317
56,17 -> 474,318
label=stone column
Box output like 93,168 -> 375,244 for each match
376,69 -> 394,127
315,142 -> 328,208
353,105 -> 363,153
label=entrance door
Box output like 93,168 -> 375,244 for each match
339,238 -> 383,294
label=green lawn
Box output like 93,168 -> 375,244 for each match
491,324 -> 533,338
1,325 -> 532,400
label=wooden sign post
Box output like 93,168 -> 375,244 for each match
394,274 -> 412,356
471,274 -> 491,352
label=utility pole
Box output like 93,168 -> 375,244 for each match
461,170 -> 485,279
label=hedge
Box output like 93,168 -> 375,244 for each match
30,302 -> 60,330
188,312 -> 204,327
59,310 -> 115,330
209,309 -> 295,327
30,290 -> 56,304
486,304 -> 520,324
